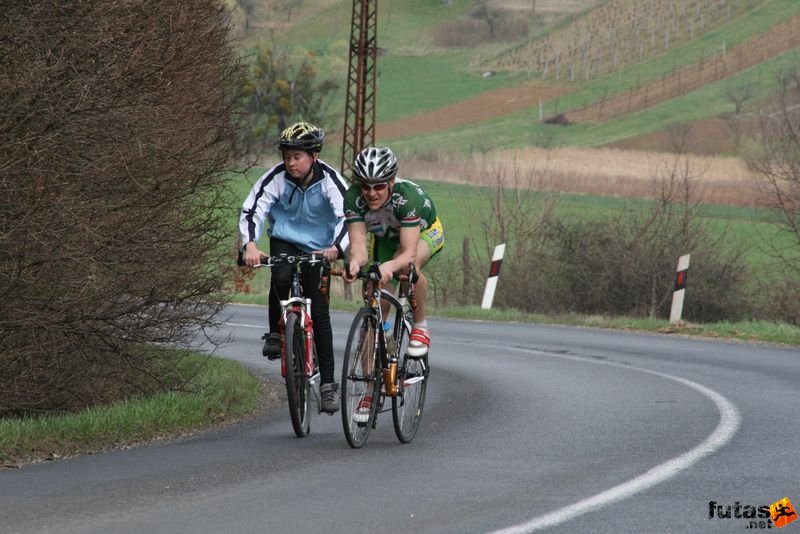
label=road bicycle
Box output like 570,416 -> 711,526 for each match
239,252 -> 334,437
340,262 -> 429,448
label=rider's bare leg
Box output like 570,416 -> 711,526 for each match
382,239 -> 432,324
411,239 -> 432,326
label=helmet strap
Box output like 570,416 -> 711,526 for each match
299,157 -> 316,185
378,181 -> 394,208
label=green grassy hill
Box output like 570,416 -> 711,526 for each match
231,0 -> 800,156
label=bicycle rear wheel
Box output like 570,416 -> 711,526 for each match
392,310 -> 428,443
340,307 -> 380,449
284,312 -> 310,437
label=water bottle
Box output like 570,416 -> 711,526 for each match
383,321 -> 396,356
382,321 -> 398,395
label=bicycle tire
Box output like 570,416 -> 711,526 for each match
284,312 -> 310,437
392,308 -> 428,443
340,307 -> 380,449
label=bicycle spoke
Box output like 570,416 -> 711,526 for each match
285,313 -> 310,437
393,310 -> 427,443
341,308 -> 380,448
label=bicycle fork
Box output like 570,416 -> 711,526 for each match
280,299 -> 322,404
300,301 -> 324,412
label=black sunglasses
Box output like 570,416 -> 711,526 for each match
360,183 -> 389,192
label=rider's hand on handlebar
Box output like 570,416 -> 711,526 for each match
377,263 -> 395,285
314,246 -> 340,263
243,242 -> 265,268
344,260 -> 360,283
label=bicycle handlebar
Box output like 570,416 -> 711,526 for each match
237,251 -> 330,269
352,262 -> 418,284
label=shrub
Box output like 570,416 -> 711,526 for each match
452,150 -> 755,322
0,0 -> 244,415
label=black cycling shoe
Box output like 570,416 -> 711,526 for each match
320,383 -> 340,414
261,332 -> 281,360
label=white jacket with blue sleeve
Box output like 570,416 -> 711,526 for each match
239,159 -> 350,256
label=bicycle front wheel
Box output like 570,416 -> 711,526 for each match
284,312 -> 310,437
340,307 -> 380,449
392,313 -> 428,443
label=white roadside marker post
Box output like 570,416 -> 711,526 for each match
481,244 -> 506,310
670,254 -> 691,324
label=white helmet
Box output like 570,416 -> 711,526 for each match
352,147 -> 398,184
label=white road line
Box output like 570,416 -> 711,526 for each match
459,343 -> 742,534
224,322 -> 265,329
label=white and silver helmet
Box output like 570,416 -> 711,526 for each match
352,146 -> 398,184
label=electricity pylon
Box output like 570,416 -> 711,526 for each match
340,0 -> 378,178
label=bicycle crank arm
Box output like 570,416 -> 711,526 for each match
309,372 -> 321,409
402,376 -> 425,386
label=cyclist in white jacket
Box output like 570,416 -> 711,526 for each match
240,122 -> 349,413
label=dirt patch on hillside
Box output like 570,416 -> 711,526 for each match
605,117 -> 736,156
376,82 -> 571,140
400,146 -> 766,208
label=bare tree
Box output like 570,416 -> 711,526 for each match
743,99 -> 800,324
0,0 -> 245,414
726,84 -> 753,114
237,0 -> 257,30
778,64 -> 800,94
269,0 -> 303,22
471,1 -> 502,38
452,156 -> 559,310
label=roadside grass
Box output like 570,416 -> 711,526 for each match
0,353 -> 262,467
230,294 -> 800,347
228,294 -> 800,347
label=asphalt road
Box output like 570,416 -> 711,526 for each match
2,304 -> 799,533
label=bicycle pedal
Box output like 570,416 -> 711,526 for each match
403,376 -> 425,386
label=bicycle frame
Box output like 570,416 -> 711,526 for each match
340,261 -> 427,448
240,252 -> 331,435
279,292 -> 316,381
278,304 -> 314,378
358,263 -> 417,397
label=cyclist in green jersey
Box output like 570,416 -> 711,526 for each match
343,147 -> 444,357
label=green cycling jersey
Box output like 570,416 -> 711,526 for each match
343,178 -> 437,240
